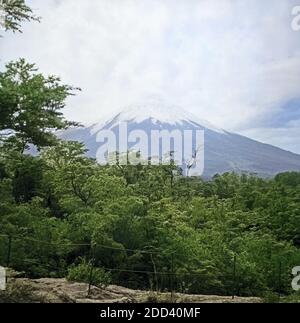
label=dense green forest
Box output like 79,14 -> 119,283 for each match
1,140 -> 300,299
1,1 -> 300,302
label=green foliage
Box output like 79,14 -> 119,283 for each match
275,172 -> 300,188
1,2 -> 299,301
67,259 -> 111,288
1,140 -> 300,299
0,0 -> 40,33
11,155 -> 44,203
0,59 -> 80,152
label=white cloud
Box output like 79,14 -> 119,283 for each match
1,0 -> 300,152
241,124 -> 300,154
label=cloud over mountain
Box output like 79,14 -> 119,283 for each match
1,0 -> 300,152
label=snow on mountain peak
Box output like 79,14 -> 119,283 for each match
115,103 -> 193,125
90,101 -> 225,134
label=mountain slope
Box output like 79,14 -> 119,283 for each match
59,103 -> 300,178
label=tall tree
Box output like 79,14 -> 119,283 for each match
0,59 -> 80,152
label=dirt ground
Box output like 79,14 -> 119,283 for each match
1,278 -> 262,303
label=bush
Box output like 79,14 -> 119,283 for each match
67,259 -> 111,289
278,292 -> 300,303
262,291 -> 280,303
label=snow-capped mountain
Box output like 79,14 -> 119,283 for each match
89,102 -> 224,134
59,102 -> 300,178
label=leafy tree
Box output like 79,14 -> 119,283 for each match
0,59 -> 80,152
12,155 -> 44,203
0,0 -> 39,33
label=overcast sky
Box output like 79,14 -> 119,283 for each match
1,0 -> 300,153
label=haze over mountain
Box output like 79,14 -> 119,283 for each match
58,102 -> 300,178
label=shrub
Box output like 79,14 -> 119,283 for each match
67,259 -> 111,289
